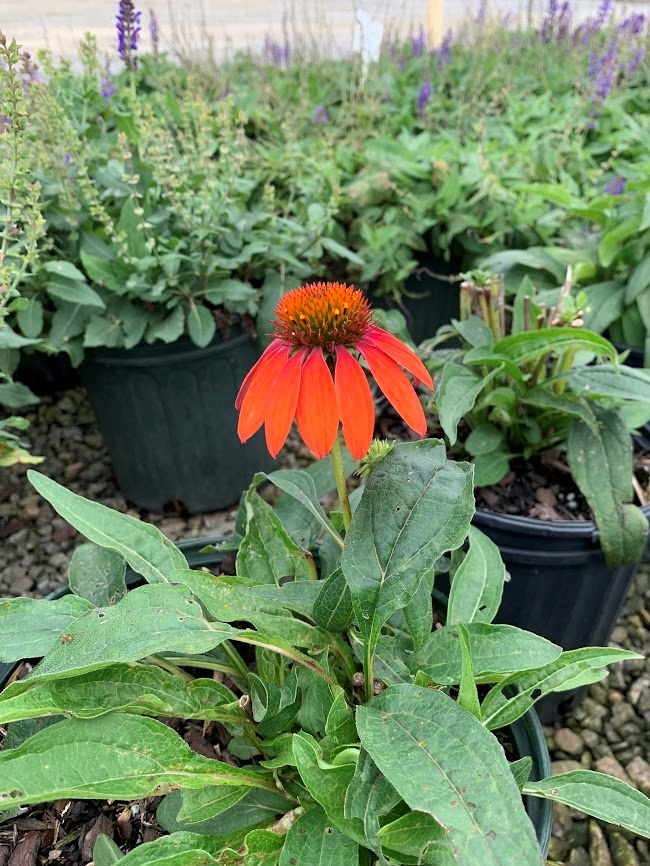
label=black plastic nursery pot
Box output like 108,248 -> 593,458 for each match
0,535 -> 552,856
81,328 -> 274,514
371,255 -> 462,345
15,351 -> 81,397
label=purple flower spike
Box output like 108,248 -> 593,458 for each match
311,104 -> 329,125
605,176 -> 626,195
417,78 -> 432,112
411,27 -> 426,56
116,0 -> 142,69
100,77 -> 117,99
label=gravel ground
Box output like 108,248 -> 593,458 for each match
1,386 -> 649,865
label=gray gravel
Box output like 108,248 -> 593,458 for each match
1,386 -> 649,865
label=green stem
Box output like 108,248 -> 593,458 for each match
305,550 -> 318,581
146,655 -> 194,683
221,641 -> 251,687
331,435 -> 352,531
364,640 -> 375,703
161,656 -> 240,678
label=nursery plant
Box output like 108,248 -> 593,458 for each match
422,270 -> 650,566
1,283 -> 650,866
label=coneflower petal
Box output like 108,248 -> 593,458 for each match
334,346 -> 375,461
237,344 -> 290,443
235,339 -> 285,410
365,327 -> 433,390
358,340 -> 427,436
264,349 -> 305,457
295,349 -> 339,459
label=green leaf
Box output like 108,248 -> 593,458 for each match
43,261 -> 88,282
0,663 -> 243,726
27,584 -> 238,682
436,363 -> 488,445
472,450 -> 510,487
27,471 -> 187,583
402,574 -> 434,651
567,406 -> 648,565
49,303 -> 91,347
68,543 -> 126,607
583,281 -> 625,334
186,305 -> 216,349
409,622 -> 561,685
377,812 -> 453,865
292,734 -> 366,845
0,595 -> 94,663
356,684 -> 544,866
80,250 -> 132,293
117,199 -> 148,259
0,326 -> 41,349
176,786 -> 249,824
158,789 -> 287,838
511,757 -> 533,791
521,387 -> 598,431
279,806 -> 359,866
146,306 -> 185,345
565,365 -> 650,404
464,424 -> 503,456
480,647 -> 641,730
259,469 -> 343,549
0,714 -> 275,812
237,486 -> 312,584
93,834 -> 125,865
457,623 -> 481,720
626,253 -> 650,303
84,315 -> 124,349
344,749 -> 401,855
447,527 -> 506,625
321,236 -> 365,265
598,217 -> 640,268
46,276 -> 106,309
107,833 -> 226,866
0,381 -> 39,408
523,771 -> 650,837
313,569 -> 354,632
16,299 -> 43,339
453,316 -> 494,349
325,691 -> 357,745
341,440 -> 474,677
493,329 -> 615,365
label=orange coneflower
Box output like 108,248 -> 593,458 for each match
235,281 -> 433,460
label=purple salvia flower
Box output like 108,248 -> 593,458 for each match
116,0 -> 142,69
64,153 -> 71,167
100,77 -> 117,99
541,0 -> 558,42
435,30 -> 453,65
557,1 -> 571,42
476,0 -> 487,25
311,104 -> 329,125
263,35 -> 290,66
411,27 -> 426,56
605,176 -> 625,195
595,0 -> 612,30
417,77 -> 432,112
628,46 -> 645,75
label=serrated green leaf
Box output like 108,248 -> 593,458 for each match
28,471 -> 187,583
68,543 -> 126,607
409,622 -> 561,685
356,684 -> 543,866
0,714 -> 276,812
523,771 -> 650,837
447,527 -> 506,625
0,595 -> 94,663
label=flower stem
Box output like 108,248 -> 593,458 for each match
331,435 -> 352,530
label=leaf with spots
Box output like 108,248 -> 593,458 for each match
356,684 -> 544,866
278,807 -> 358,866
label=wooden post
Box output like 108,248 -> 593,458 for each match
426,0 -> 444,48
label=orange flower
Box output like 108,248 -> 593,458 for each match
236,282 -> 433,460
